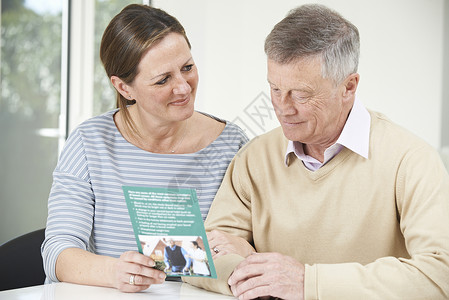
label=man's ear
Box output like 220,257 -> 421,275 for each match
342,73 -> 360,100
111,75 -> 133,99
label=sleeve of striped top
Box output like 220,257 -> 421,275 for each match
41,127 -> 94,283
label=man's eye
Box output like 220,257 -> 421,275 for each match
182,64 -> 193,72
271,87 -> 281,94
292,93 -> 309,103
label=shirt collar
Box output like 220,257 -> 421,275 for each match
284,97 -> 371,166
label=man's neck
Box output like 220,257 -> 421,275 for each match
303,106 -> 353,162
302,144 -> 326,163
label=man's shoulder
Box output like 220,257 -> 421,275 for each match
231,127 -> 287,167
368,110 -> 436,160
247,126 -> 285,148
369,110 -> 430,147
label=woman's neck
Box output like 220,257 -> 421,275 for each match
116,106 -> 191,154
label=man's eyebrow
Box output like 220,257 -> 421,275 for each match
267,79 -> 276,86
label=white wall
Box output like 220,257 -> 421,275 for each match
153,0 -> 445,148
442,1 -> 449,147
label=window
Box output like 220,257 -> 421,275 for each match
0,0 -> 139,244
0,0 -> 63,242
68,0 -> 138,132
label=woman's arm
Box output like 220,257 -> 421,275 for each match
56,248 -> 166,292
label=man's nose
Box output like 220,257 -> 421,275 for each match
273,93 -> 296,116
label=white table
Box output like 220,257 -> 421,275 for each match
0,281 -> 236,300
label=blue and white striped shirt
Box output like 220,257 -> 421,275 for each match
41,109 -> 248,283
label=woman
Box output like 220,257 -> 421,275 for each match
187,241 -> 210,276
41,4 -> 248,293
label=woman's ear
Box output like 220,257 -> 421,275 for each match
111,75 -> 133,99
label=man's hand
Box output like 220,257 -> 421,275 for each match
207,229 -> 255,259
228,252 -> 305,300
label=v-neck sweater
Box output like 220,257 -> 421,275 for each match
184,110 -> 449,299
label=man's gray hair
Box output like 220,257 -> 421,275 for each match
264,4 -> 360,85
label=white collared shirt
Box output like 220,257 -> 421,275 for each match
284,97 -> 371,171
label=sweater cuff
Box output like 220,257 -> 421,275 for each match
304,264 -> 318,300
182,253 -> 245,295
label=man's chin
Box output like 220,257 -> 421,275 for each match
280,126 -> 304,142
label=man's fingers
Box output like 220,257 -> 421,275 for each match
229,252 -> 306,300
233,284 -> 273,300
230,252 -> 270,271
228,259 -> 266,286
230,273 -> 273,299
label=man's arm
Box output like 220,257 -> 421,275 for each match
181,247 -> 192,270
183,154 -> 253,294
163,249 -> 171,269
303,145 -> 449,299
207,230 -> 255,259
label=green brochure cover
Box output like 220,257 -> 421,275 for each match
123,186 -> 217,278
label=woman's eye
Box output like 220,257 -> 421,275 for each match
182,64 -> 193,72
156,76 -> 169,85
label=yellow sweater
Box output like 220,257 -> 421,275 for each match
185,111 -> 449,299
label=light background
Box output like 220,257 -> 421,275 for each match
1,0 -> 448,244
154,0 -> 447,148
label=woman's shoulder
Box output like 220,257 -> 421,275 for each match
78,109 -> 117,129
65,109 -> 119,146
196,111 -> 248,142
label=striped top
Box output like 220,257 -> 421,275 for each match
41,109 -> 248,283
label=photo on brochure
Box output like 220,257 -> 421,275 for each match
122,185 -> 217,278
140,235 -> 212,276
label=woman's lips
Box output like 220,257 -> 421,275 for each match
170,96 -> 190,106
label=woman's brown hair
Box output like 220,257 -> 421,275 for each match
100,4 -> 191,135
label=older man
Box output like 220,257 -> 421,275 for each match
163,239 -> 190,274
185,4 -> 449,299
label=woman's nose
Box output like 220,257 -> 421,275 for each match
173,76 -> 191,95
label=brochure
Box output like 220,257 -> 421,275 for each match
123,186 -> 217,278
